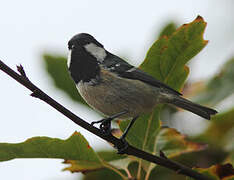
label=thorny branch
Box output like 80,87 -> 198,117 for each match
0,60 -> 211,180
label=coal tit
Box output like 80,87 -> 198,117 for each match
67,33 -> 217,140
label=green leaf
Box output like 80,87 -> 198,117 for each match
97,150 -> 127,162
43,54 -> 87,105
96,150 -> 132,172
140,15 -> 207,90
186,164 -> 234,180
120,109 -> 161,151
149,165 -> 186,180
128,161 -> 146,180
63,154 -> 128,177
193,57 -> 234,106
158,22 -> 177,38
155,128 -> 207,158
83,168 -> 124,180
195,108 -> 234,149
223,128 -> 234,153
226,153 -> 234,165
0,132 -> 102,172
119,16 -> 208,177
0,132 -> 127,176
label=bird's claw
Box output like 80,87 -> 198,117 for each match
99,120 -> 111,135
91,110 -> 128,136
91,117 -> 112,135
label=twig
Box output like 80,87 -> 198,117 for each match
159,150 -> 168,159
0,60 -> 211,180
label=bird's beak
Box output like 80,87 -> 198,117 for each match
68,44 -> 76,50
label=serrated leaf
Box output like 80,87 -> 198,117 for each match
155,128 -> 207,158
0,132 -> 127,176
0,132 -> 103,172
0,132 -> 99,162
43,54 -> 87,105
120,16 -> 208,176
195,108 -> 234,149
140,15 -> 207,89
66,150 -> 130,177
193,57 -> 234,106
186,164 -> 234,180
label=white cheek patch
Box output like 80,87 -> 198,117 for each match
67,49 -> 72,68
84,43 -> 107,62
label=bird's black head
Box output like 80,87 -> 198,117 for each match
67,33 -> 105,84
68,33 -> 103,50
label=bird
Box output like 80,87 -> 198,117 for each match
67,33 -> 217,143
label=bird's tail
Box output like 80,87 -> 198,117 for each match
169,96 -> 217,120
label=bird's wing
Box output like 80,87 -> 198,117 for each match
120,68 -> 182,95
103,53 -> 182,96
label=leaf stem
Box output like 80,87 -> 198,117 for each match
102,161 -> 128,180
137,160 -> 142,179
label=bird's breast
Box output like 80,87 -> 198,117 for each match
76,69 -> 158,119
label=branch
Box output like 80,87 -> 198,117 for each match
0,60 -> 211,180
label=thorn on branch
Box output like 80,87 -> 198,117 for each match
159,150 -> 168,159
31,90 -> 39,98
31,89 -> 47,101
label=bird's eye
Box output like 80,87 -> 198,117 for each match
68,44 -> 75,50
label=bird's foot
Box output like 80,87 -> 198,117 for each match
91,117 -> 112,135
91,110 -> 128,135
114,136 -> 129,154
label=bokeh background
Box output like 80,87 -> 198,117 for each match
0,0 -> 234,179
